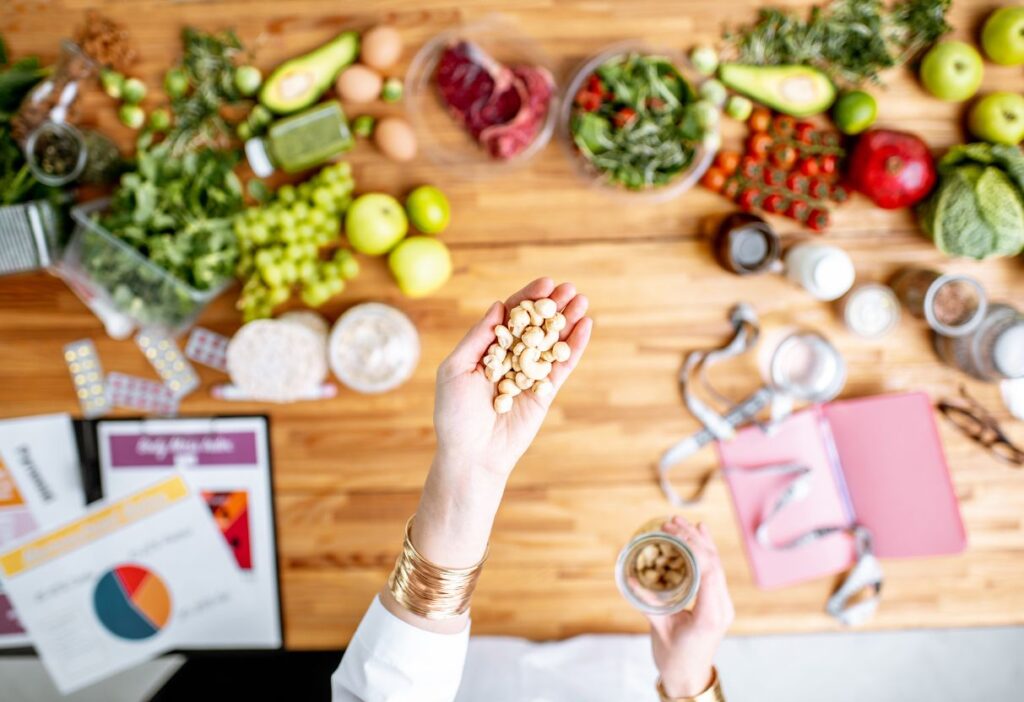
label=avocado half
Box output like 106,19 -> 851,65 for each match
718,64 -> 836,118
260,31 -> 360,114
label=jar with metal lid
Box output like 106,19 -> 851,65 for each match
615,517 -> 701,615
12,41 -> 98,143
712,213 -> 781,276
934,304 -> 1024,382
891,267 -> 988,337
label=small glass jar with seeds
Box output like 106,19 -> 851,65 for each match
615,517 -> 701,615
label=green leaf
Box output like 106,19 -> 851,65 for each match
976,167 -> 1024,257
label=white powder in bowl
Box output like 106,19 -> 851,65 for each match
329,303 -> 420,394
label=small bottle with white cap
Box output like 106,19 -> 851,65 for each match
783,243 -> 856,302
245,100 -> 354,177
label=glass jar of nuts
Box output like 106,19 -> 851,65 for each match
615,517 -> 700,615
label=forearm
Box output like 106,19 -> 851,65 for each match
380,454 -> 507,634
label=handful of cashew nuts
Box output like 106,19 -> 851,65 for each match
482,298 -> 572,414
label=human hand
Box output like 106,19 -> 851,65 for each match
648,517 -> 734,698
433,277 -> 592,479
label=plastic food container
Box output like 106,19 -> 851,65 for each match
405,16 -> 558,180
615,517 -> 701,615
559,41 -> 715,203
59,199 -> 228,338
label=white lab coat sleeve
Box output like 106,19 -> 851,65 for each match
331,595 -> 470,702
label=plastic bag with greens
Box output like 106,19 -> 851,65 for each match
918,143 -> 1024,260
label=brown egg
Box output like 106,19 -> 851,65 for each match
361,25 -> 403,70
374,117 -> 418,162
336,65 -> 383,104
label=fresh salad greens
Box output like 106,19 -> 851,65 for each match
0,37 -> 49,121
727,0 -> 952,87
918,143 -> 1024,260
570,53 -> 707,190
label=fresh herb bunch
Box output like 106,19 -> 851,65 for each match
97,133 -> 243,291
0,36 -> 49,121
571,54 -> 705,190
165,27 -> 249,155
727,0 -> 952,86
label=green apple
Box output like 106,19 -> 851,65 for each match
920,41 -> 984,102
345,193 -> 408,255
982,6 -> 1024,66
388,237 -> 452,298
969,92 -> 1024,144
405,185 -> 451,235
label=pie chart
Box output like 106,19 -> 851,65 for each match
92,564 -> 171,641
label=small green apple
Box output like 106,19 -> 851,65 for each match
969,92 -> 1024,144
982,6 -> 1024,66
388,237 -> 452,298
405,185 -> 451,235
345,193 -> 408,255
920,41 -> 984,102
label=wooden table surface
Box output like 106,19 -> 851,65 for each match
2,0 -> 1024,649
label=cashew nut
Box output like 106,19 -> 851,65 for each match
533,379 -> 553,397
494,394 -> 515,414
508,307 -> 530,333
537,329 -> 559,352
519,347 -> 552,380
552,341 -> 571,363
540,350 -> 555,363
511,355 -> 521,372
512,341 -> 526,356
534,298 -> 557,319
544,313 -> 566,333
498,378 -> 521,396
495,325 -> 513,349
519,300 -> 535,314
487,344 -> 507,361
514,372 -> 534,390
504,370 -> 516,380
521,326 -> 545,349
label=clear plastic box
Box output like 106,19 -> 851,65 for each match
59,199 -> 229,338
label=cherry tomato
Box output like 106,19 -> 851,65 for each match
748,107 -> 772,133
586,75 -> 605,94
715,150 -> 741,176
574,89 -> 601,112
762,193 -> 786,214
722,177 -> 742,200
771,115 -> 795,137
785,172 -> 809,194
808,178 -> 830,199
747,132 -> 773,160
701,166 -> 727,193
819,154 -> 838,177
785,199 -> 811,221
794,121 -> 816,144
763,167 -> 786,187
738,188 -> 761,211
807,208 -> 830,232
647,97 -> 667,110
771,144 -> 798,170
797,158 -> 820,177
740,156 -> 763,179
613,107 -> 637,128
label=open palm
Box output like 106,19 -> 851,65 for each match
433,278 -> 592,478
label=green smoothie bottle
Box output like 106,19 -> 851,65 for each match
245,100 -> 354,177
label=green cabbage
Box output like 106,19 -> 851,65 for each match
918,143 -> 1024,260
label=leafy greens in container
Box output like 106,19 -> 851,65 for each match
918,143 -> 1024,260
570,53 -> 706,190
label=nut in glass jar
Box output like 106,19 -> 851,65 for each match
615,517 -> 700,615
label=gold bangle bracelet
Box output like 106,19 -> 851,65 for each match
657,667 -> 726,702
386,516 -> 487,620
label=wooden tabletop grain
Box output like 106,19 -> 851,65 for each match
2,0 -> 1023,649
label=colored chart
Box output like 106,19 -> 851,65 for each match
202,491 -> 253,570
92,565 -> 171,641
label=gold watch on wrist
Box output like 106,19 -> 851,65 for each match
656,667 -> 726,702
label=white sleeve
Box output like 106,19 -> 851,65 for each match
331,595 -> 470,702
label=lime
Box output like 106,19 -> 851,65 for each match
405,185 -> 451,235
833,91 -> 878,135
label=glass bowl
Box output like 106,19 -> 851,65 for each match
405,16 -> 558,180
559,41 -> 716,203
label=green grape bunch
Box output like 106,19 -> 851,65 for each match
233,161 -> 359,321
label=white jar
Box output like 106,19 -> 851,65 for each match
784,243 -> 856,301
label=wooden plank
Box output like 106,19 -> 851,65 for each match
1,0 -> 1023,649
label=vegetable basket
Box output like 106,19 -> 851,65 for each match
59,199 -> 228,338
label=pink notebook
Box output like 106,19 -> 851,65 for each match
716,392 -> 967,589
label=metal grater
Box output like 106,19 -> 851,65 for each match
0,200 -> 59,276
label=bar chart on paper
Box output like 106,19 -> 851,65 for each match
92,565 -> 172,641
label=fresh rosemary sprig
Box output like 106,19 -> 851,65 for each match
726,0 -> 952,87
